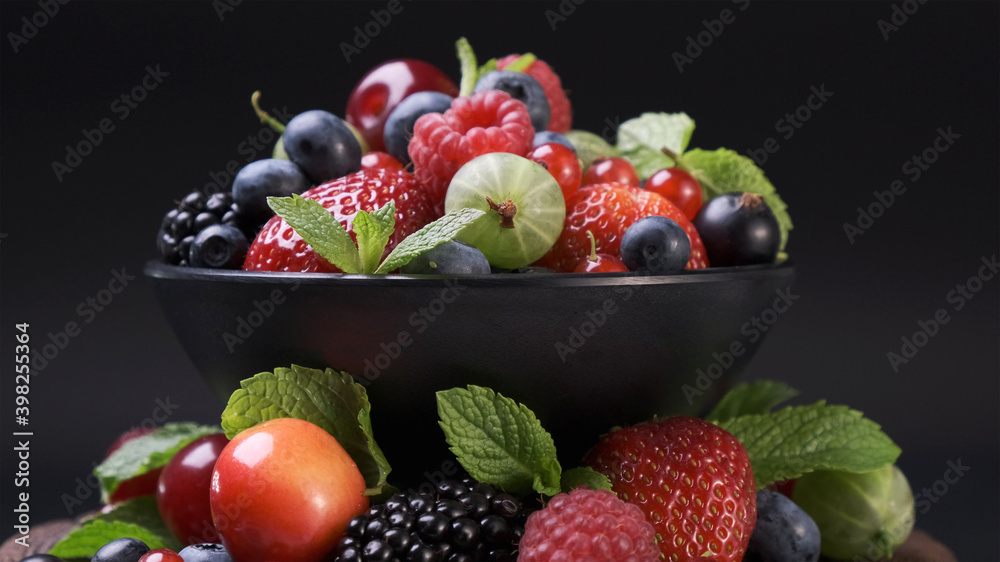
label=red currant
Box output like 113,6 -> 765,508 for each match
346,59 -> 459,152
360,151 -> 405,172
157,433 -> 229,545
573,231 -> 628,273
138,549 -> 183,562
582,157 -> 639,187
105,427 -> 162,504
645,167 -> 703,219
529,143 -> 581,203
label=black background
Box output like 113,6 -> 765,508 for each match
1,1 -> 997,559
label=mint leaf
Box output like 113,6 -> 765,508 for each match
221,365 -> 391,493
268,194 -> 362,273
616,112 -> 696,178
375,207 -> 485,273
682,148 -> 793,251
707,380 -> 799,422
91,496 -> 178,547
716,402 -> 902,489
49,520 -> 173,559
353,201 -> 397,274
504,53 -> 536,73
456,37 -> 478,97
560,467 -> 613,493
95,423 -> 219,503
562,130 -> 621,170
437,386 -> 561,496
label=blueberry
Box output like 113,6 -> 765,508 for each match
90,537 -> 149,562
532,131 -> 575,152
177,542 -> 233,562
474,71 -> 550,132
692,192 -> 780,266
18,555 -> 63,562
283,110 -> 361,184
620,216 -> 691,274
401,241 -> 490,275
384,91 -> 454,166
746,490 -> 821,562
188,224 -> 249,269
231,158 -> 312,225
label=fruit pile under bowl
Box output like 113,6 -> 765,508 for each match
146,260 -> 794,472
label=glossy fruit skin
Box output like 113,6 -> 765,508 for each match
283,110 -> 362,184
474,71 -> 550,132
157,433 -> 229,545
175,543 -> 232,562
536,183 -> 710,272
188,225 -> 249,270
17,555 -> 63,562
620,215 -> 691,274
105,428 -> 162,504
645,167 -> 704,220
745,490 -> 820,562
137,548 -> 183,562
359,151 -> 405,172
573,253 -> 628,273
582,157 -> 639,187
400,240 -> 491,275
382,91 -> 453,166
496,54 -> 572,133
210,418 -> 368,562
529,142 -> 581,204
243,168 -> 435,273
91,538 -> 150,562
231,159 -> 312,225
693,192 -> 780,266
584,416 -> 756,562
346,59 -> 459,152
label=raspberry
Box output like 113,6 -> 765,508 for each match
408,90 -> 534,214
243,168 -> 435,273
519,488 -> 660,562
497,54 -> 572,133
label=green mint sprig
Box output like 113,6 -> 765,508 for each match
266,195 -> 484,274
708,382 -> 901,489
220,365 -> 391,495
616,112 -> 696,177
559,466 -> 613,493
49,497 -> 179,558
563,130 -> 622,170
95,423 -> 220,503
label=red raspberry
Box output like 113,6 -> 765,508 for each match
408,90 -> 534,213
498,54 -> 572,133
243,168 -> 435,273
519,488 -> 660,562
536,183 -> 710,272
584,417 -> 757,562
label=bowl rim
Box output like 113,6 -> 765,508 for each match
144,259 -> 795,288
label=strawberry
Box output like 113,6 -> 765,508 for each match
535,183 -> 710,272
584,416 -> 757,562
243,168 -> 435,273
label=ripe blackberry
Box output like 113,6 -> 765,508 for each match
157,190 -> 256,267
332,477 -> 532,562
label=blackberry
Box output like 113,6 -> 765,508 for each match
157,190 -> 257,267
332,477 -> 532,562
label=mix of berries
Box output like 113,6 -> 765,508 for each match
333,477 -> 533,562
154,40 -> 785,276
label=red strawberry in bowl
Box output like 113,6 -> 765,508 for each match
243,168 -> 435,273
584,416 -> 757,562
536,182 -> 709,272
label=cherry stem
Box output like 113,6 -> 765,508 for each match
659,146 -> 688,170
251,91 -> 286,134
486,197 -> 517,229
587,230 -> 598,262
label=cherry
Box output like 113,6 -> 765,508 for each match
645,167 -> 704,220
138,548 -> 184,562
582,157 -> 639,187
346,59 -> 458,152
529,143 -> 581,204
157,433 -> 229,545
104,427 -> 163,504
210,418 -> 369,561
574,231 -> 628,273
360,151 -> 405,172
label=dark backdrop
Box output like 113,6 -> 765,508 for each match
1,1 -> 997,559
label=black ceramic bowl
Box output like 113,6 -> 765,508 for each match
146,261 -> 794,476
